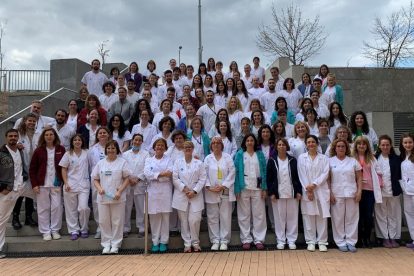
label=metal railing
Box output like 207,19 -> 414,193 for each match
0,70 -> 50,92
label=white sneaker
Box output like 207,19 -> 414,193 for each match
211,243 -> 220,251
43,233 -> 52,241
307,244 -> 315,252
110,247 -> 119,254
318,244 -> 328,252
289,243 -> 297,250
95,232 -> 101,239
52,232 -> 61,240
220,243 -> 228,251
277,243 -> 285,250
102,247 -> 110,254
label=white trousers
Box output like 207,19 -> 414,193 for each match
177,203 -> 202,247
302,200 -> 328,245
237,189 -> 267,244
266,197 -> 275,229
331,197 -> 359,247
403,194 -> 414,241
374,196 -> 402,239
98,202 -> 125,249
92,188 -> 100,233
207,198 -> 232,244
272,198 -> 299,244
63,191 -> 90,235
0,187 -> 36,251
124,193 -> 145,233
37,187 -> 63,234
149,213 -> 169,246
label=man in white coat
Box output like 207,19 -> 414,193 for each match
14,100 -> 55,131
196,91 -> 223,133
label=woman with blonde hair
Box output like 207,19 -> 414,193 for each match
204,137 -> 236,251
288,121 -> 310,159
226,96 -> 244,134
352,136 -> 383,249
322,73 -> 343,108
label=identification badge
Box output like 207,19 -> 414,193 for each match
222,187 -> 229,196
217,169 -> 222,179
105,171 -> 112,176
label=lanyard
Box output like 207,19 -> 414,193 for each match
207,104 -> 217,115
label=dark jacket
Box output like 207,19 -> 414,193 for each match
375,152 -> 402,196
267,153 -> 302,199
29,145 -> 65,188
125,72 -> 143,93
258,144 -> 276,161
0,145 -> 28,192
77,124 -> 92,149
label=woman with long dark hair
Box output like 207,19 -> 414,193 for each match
327,102 -> 348,136
349,111 -> 378,153
233,80 -> 249,110
234,134 -> 267,250
374,135 -> 402,248
128,99 -> 154,131
109,114 -> 131,153
60,134 -> 90,240
399,133 -> 414,250
30,128 -> 65,241
215,120 -> 237,159
268,138 -> 302,250
125,61 -> 143,92
280,78 -> 303,115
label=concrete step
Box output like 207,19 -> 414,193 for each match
2,231 -> 279,253
3,228 -> 412,253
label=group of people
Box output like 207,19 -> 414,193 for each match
0,58 -> 413,258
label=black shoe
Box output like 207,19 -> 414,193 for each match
24,216 -> 38,227
12,213 -> 22,230
170,231 -> 178,237
365,238 -> 373,249
0,251 -> 5,259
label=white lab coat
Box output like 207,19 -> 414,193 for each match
172,158 -> 206,212
91,157 -> 132,204
367,159 -> 383,204
297,153 -> 330,218
143,155 -> 173,214
122,149 -> 149,195
18,130 -> 41,172
130,123 -> 158,151
204,152 -> 236,203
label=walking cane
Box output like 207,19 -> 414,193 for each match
144,181 -> 149,256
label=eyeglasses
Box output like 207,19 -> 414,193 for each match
184,147 -> 193,150
211,142 -> 221,145
112,120 -> 120,122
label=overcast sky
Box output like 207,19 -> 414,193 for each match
0,0 -> 412,72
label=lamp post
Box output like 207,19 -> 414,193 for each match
179,46 -> 182,65
198,0 -> 202,64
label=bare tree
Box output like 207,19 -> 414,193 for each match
97,40 -> 110,64
0,18 -> 8,72
255,4 -> 328,65
363,1 -> 414,67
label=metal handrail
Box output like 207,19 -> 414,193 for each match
119,66 -> 129,74
144,181 -> 149,256
0,87 -> 78,126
